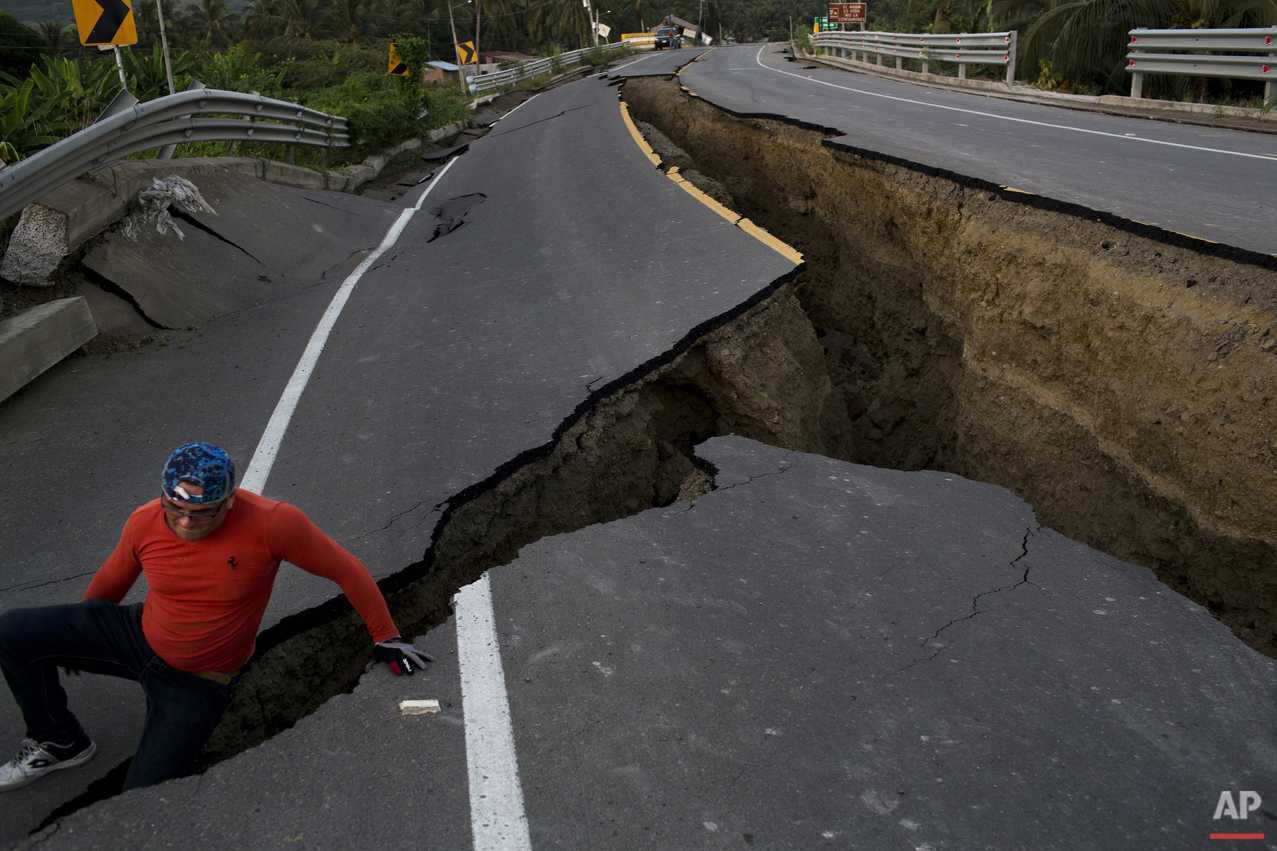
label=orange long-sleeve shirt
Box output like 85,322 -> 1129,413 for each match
84,490 -> 399,673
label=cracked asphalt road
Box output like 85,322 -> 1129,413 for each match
25,435 -> 1277,850
4,58 -> 1277,849
0,71 -> 795,844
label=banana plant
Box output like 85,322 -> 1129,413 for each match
0,79 -> 67,166
20,55 -> 122,134
122,42 -> 194,101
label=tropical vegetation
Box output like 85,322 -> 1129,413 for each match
1,0 -> 1275,173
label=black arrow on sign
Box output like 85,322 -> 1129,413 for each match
85,0 -> 130,43
390,61 -> 407,75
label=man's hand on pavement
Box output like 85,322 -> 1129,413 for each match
371,637 -> 434,676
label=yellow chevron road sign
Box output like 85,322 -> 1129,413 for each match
389,42 -> 409,76
73,0 -> 137,46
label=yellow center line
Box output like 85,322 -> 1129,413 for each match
616,88 -> 803,266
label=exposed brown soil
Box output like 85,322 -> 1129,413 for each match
201,284 -> 850,763
622,74 -> 1277,658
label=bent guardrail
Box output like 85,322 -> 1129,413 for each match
467,44 -> 632,94
1126,27 -> 1276,100
811,30 -> 1017,85
0,89 -> 350,223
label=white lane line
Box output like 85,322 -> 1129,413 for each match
752,45 -> 1277,164
611,52 -> 659,72
455,573 -> 533,851
240,157 -> 459,493
495,90 -> 543,124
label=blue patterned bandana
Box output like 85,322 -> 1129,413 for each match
161,443 -> 236,504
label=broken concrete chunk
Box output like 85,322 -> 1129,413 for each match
0,297 -> 96,402
398,699 -> 441,715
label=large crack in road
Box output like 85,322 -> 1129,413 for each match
621,73 -> 1277,661
24,70 -> 1277,833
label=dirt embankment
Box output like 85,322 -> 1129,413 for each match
623,75 -> 1277,658
197,284 -> 851,765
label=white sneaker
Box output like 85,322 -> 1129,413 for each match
0,736 -> 96,792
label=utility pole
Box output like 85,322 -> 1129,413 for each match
448,0 -> 470,94
155,0 -> 175,95
474,0 -> 481,77
697,0 -> 704,45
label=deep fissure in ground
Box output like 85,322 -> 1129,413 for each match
35,68 -> 1277,829
623,74 -> 1277,660
36,272 -> 850,828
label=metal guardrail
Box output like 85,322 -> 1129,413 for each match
466,44 -> 625,94
0,89 -> 349,222
811,30 -> 1018,85
1125,27 -> 1276,99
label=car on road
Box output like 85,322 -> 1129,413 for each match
654,25 -> 682,49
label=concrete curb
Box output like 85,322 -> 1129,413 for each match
797,46 -> 1277,127
0,297 -> 96,403
0,121 -> 467,405
0,121 -> 468,288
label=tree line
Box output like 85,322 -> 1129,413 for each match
5,0 -> 1277,98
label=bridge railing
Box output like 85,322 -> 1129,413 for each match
467,44 -> 630,94
810,30 -> 1017,85
1125,27 -> 1276,100
0,89 -> 350,223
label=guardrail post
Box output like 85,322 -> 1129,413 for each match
921,58 -> 929,74
1129,33 -> 1143,98
896,55 -> 902,69
1006,30 -> 1017,85
958,61 -> 966,78
1267,49 -> 1274,103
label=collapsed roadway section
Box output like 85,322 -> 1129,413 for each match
0,52 -> 1274,848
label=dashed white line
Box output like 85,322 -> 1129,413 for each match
751,45 -> 1277,164
240,157 -> 459,493
456,573 -> 533,851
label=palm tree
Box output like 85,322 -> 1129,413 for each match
282,0 -> 325,38
1020,0 -> 1277,91
244,0 -> 287,38
186,0 -> 237,45
132,0 -> 183,46
326,0 -> 373,40
34,20 -> 67,52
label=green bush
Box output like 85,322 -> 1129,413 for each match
301,70 -> 424,155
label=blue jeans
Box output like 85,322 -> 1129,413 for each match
0,599 -> 237,791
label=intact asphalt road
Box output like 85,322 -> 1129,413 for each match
679,44 -> 1277,257
24,437 -> 1277,849
0,71 -> 794,844
610,45 -> 710,77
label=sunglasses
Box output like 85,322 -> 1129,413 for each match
160,494 -> 228,522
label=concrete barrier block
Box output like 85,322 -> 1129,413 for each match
429,123 -> 464,143
262,160 -> 326,191
0,204 -> 69,286
324,171 -> 353,192
0,158 -> 267,287
337,163 -> 378,191
0,297 -> 97,403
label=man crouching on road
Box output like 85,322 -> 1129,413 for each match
0,442 -> 430,792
